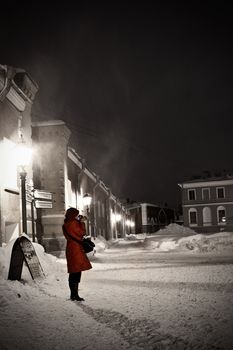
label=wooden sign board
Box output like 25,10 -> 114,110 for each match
8,236 -> 44,281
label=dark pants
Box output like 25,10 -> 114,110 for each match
69,272 -> 82,284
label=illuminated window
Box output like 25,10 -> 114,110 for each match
217,206 -> 226,224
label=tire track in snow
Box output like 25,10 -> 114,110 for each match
78,304 -> 221,349
88,278 -> 233,294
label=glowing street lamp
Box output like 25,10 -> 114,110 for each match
16,139 -> 32,235
82,193 -> 92,207
83,193 -> 92,236
115,213 -> 122,222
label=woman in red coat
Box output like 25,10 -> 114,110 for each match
62,207 -> 92,301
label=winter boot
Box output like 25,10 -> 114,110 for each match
74,295 -> 85,301
69,282 -> 84,301
76,283 -> 85,301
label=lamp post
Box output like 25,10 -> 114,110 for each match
16,139 -> 32,235
20,171 -> 27,234
83,193 -> 92,236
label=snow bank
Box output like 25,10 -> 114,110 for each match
93,235 -> 111,252
177,231 -> 233,253
127,224 -> 233,254
156,223 -> 197,236
0,247 -> 7,277
125,233 -> 147,240
141,223 -> 196,251
0,237 -> 65,283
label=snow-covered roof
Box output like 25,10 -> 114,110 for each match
179,175 -> 233,188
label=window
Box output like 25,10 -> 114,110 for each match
216,187 -> 225,199
203,207 -> 212,226
202,188 -> 210,200
188,189 -> 196,201
217,206 -> 226,224
190,212 -> 197,224
189,208 -> 197,225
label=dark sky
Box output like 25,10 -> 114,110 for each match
1,2 -> 233,208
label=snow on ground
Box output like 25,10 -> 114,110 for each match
0,224 -> 233,349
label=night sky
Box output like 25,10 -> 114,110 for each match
2,2 -> 233,209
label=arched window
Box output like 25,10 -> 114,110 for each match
189,208 -> 197,226
158,209 -> 167,225
203,207 -> 212,226
217,206 -> 226,224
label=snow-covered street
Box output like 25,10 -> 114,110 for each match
1,226 -> 233,349
85,250 -> 233,349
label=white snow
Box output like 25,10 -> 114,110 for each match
1,224 -> 233,349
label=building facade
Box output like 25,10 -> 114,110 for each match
179,176 -> 233,233
126,202 -> 175,234
0,64 -> 38,245
32,120 -> 130,254
0,64 -> 132,253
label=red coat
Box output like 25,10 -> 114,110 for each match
63,219 -> 92,273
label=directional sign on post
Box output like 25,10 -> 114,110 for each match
35,200 -> 53,209
33,189 -> 53,209
34,190 -> 53,200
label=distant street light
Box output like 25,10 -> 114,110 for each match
16,139 -> 32,235
83,193 -> 92,236
126,219 -> 135,234
115,213 -> 122,222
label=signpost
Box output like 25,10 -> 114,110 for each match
34,190 -> 53,201
8,236 -> 44,281
5,184 -> 54,243
34,189 -> 53,209
34,200 -> 53,209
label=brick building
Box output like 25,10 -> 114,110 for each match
32,120 -> 130,253
126,202 -> 175,234
1,64 -> 131,254
179,176 -> 233,233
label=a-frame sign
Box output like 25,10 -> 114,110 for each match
8,235 -> 44,281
